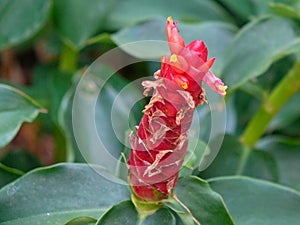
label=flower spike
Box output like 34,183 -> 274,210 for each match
128,17 -> 227,212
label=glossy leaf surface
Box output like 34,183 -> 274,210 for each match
200,135 -> 279,182
210,176 -> 300,225
166,176 -> 234,225
52,0 -> 114,49
221,16 -> 300,89
0,84 -> 44,148
0,0 -> 51,50
0,163 -> 130,225
257,136 -> 300,191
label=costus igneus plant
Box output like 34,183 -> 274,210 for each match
128,16 -> 227,210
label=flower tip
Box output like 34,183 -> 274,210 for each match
167,16 -> 173,24
206,57 -> 216,68
203,71 -> 228,96
217,84 -> 228,96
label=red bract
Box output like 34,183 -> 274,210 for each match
128,17 -> 227,203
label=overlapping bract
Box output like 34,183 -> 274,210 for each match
128,17 -> 227,202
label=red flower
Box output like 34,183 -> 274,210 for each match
128,17 -> 227,203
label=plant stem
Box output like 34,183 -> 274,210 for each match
59,43 -> 78,73
236,146 -> 251,175
240,60 -> 300,147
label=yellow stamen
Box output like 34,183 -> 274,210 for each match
170,54 -> 178,63
175,77 -> 189,90
218,85 -> 228,95
167,16 -> 173,23
182,82 -> 188,90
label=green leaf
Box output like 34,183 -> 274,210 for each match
270,2 -> 300,20
106,0 -> 233,30
221,16 -> 300,89
0,163 -> 23,189
268,92 -> 300,132
111,20 -> 236,74
65,216 -> 97,225
70,63 -> 142,173
166,176 -> 234,225
209,176 -> 300,225
97,201 -> 176,225
0,163 -> 130,225
0,84 -> 44,148
199,135 -> 279,182
257,136 -> 300,191
0,0 -> 51,50
52,0 -> 114,50
141,207 -> 176,225
217,0 -> 297,21
97,201 -> 138,225
216,0 -> 254,21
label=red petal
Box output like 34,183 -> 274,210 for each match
166,17 -> 185,54
186,40 -> 208,62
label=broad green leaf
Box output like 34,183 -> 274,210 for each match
209,176 -> 300,225
97,201 -> 138,225
0,163 -> 130,225
0,149 -> 41,172
97,201 -> 176,225
257,136 -> 300,191
106,0 -> 233,30
52,0 -> 114,50
112,20 -> 236,74
0,163 -> 23,189
199,135 -> 279,182
0,0 -> 51,50
141,207 -> 176,225
0,84 -> 44,148
166,176 -> 234,225
221,16 -> 300,89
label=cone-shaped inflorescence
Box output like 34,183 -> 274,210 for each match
128,17 -> 227,205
